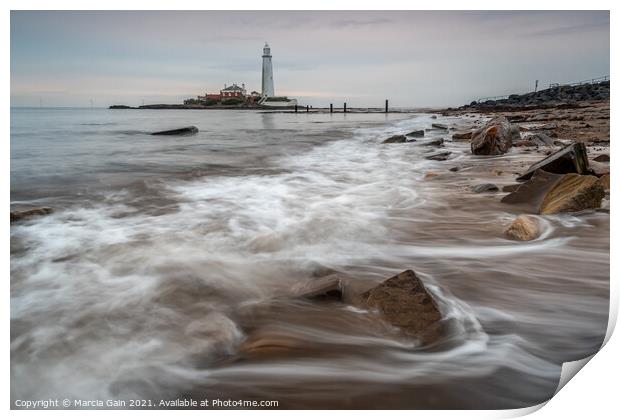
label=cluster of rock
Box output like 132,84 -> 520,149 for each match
381,115 -> 520,157
415,114 -> 609,242
381,123 -> 456,161
466,80 -> 610,110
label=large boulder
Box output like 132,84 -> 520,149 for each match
151,126 -> 199,135
502,170 -> 563,212
502,170 -> 604,214
539,173 -> 605,214
358,270 -> 443,345
382,135 -> 408,144
470,116 -> 515,155
517,142 -> 590,181
505,215 -> 540,241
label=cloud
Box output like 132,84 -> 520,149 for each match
524,20 -> 610,38
10,10 -> 610,108
328,18 -> 393,28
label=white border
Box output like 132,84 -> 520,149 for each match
4,2 -> 617,419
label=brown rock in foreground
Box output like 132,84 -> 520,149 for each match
359,270 -> 443,345
503,170 -> 605,214
10,207 -> 53,223
539,173 -> 605,215
502,170 -> 563,213
505,215 -> 540,241
470,116 -> 515,155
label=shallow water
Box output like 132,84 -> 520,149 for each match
10,108 -> 609,409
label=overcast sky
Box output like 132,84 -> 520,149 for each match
10,10 -> 610,108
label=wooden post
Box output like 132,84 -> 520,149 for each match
294,104 -> 298,113
385,99 -> 389,113
306,105 -> 309,112
330,103 -> 333,113
344,102 -> 347,113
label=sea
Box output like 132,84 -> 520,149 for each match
10,107 -> 609,409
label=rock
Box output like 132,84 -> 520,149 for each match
539,173 -> 605,214
449,166 -> 460,172
540,122 -> 558,130
406,130 -> 425,137
382,135 -> 408,144
517,143 -> 590,181
291,275 -> 343,301
502,170 -> 564,212
502,184 -> 521,192
10,207 -> 53,223
471,183 -> 499,193
431,123 -> 448,130
151,126 -> 199,136
431,115 -> 437,119
593,154 -> 610,162
514,133 -> 554,147
588,160 -> 610,177
470,116 -> 515,155
358,270 -> 443,345
509,125 -> 522,141
426,138 -> 444,147
599,174 -> 610,190
452,131 -> 472,140
425,151 -> 452,161
425,172 -> 439,179
505,215 -> 540,241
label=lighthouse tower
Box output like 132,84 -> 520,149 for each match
261,43 -> 275,97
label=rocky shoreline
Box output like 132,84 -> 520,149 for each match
232,95 -> 611,357
12,94 -> 611,355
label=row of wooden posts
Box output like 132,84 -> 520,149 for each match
293,100 -> 390,113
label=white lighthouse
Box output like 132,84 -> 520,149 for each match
261,43 -> 275,97
258,43 -> 297,107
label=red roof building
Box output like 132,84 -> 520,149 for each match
220,83 -> 246,98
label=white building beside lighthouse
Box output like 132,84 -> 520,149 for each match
259,43 -> 297,108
